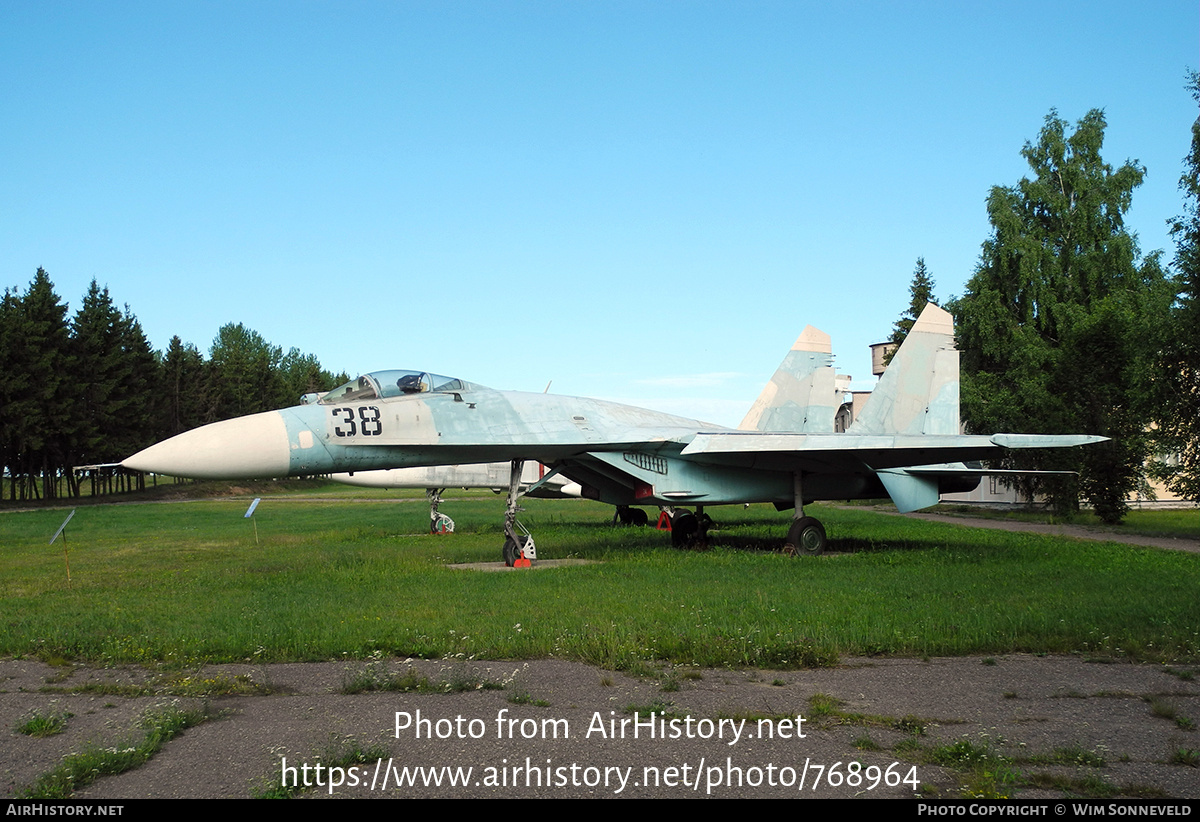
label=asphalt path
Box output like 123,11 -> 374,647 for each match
3,655 -> 1199,799
889,508 -> 1200,554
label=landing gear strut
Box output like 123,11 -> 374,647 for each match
502,459 -> 536,567
783,472 -> 828,555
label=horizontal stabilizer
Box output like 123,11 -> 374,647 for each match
876,469 -> 940,513
880,461 -> 1088,512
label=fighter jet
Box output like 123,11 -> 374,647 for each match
329,463 -> 581,534
123,305 -> 1105,565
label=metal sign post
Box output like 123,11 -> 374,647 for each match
49,509 -> 76,587
244,498 -> 261,544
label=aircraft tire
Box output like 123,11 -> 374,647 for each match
671,513 -> 699,548
616,506 -> 650,527
785,516 -> 827,556
503,535 -> 526,567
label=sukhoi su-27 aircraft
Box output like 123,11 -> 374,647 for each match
123,305 -> 1105,565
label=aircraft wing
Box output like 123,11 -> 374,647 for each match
550,430 -> 1106,513
663,431 -> 1105,512
680,431 -> 1106,472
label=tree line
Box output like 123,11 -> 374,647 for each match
0,270 -> 346,501
888,76 -> 1200,522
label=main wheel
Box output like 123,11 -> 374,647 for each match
785,516 -> 827,556
627,507 -> 649,526
615,506 -> 649,526
671,513 -> 700,548
503,535 -> 527,567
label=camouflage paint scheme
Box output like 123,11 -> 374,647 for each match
124,305 -> 1104,556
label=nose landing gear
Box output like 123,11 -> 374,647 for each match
502,460 -> 537,567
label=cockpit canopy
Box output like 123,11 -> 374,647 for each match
317,370 -> 472,405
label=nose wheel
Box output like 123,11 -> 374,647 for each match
427,488 -> 455,534
503,532 -> 535,567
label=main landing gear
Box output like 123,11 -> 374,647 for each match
613,506 -> 649,526
782,472 -> 828,556
502,459 -> 536,567
665,502 -> 827,554
785,516 -> 827,556
668,507 -> 714,549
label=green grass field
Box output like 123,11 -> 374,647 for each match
2,484 -> 1198,669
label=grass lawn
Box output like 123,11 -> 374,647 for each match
2,484 -> 1197,669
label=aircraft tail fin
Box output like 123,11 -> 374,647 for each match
848,303 -> 959,436
738,326 -> 843,433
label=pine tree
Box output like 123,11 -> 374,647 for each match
112,304 -> 159,460
70,280 -> 126,469
68,282 -> 159,486
0,287 -> 21,500
892,258 -> 937,345
8,269 -> 74,499
159,336 -> 210,436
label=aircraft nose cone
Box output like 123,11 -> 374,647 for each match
123,411 -> 291,479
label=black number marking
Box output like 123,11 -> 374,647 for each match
358,406 -> 382,435
332,406 -> 382,437
332,407 -> 356,437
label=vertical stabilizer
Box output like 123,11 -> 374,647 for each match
849,303 -> 959,436
739,326 -> 842,432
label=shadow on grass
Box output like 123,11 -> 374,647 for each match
706,533 -> 941,556
824,536 -> 944,555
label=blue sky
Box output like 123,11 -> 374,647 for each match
3,1 -> 1196,426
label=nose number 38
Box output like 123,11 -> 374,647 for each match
330,406 -> 383,437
